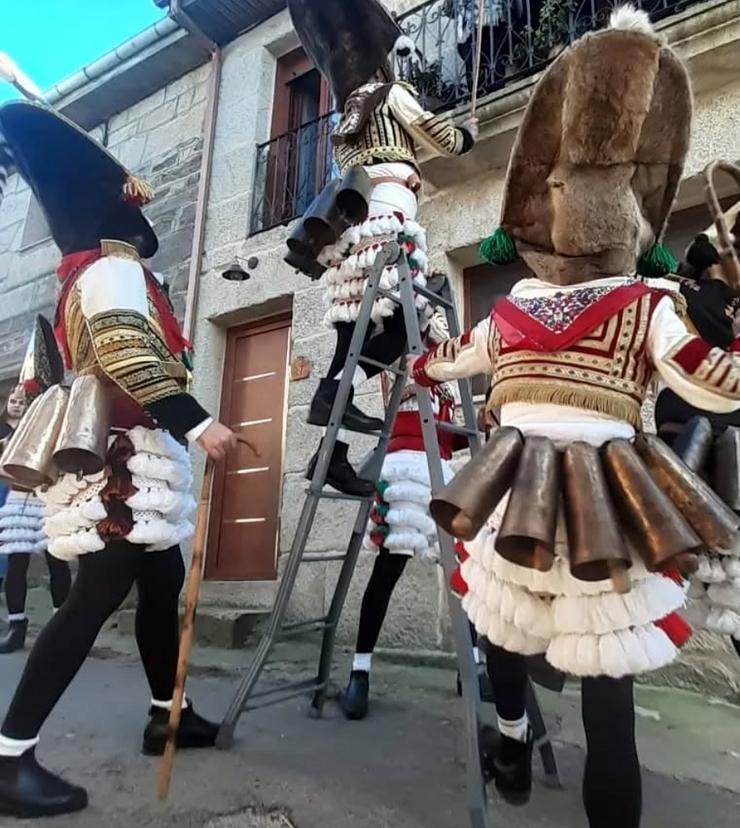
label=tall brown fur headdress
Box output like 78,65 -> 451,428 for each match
481,5 -> 692,285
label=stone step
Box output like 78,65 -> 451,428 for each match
114,606 -> 269,650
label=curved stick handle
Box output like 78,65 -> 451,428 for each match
704,160 -> 740,290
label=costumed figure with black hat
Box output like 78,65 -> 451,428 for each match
0,99 -> 237,819
340,306 -> 475,719
653,195 -> 740,661
285,0 -> 478,497
0,318 -> 72,655
409,8 -> 740,824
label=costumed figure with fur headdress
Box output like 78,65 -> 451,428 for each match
285,0 -> 478,498
652,207 -> 740,661
0,99 -> 237,819
410,7 -> 740,824
339,305 -> 475,719
0,317 -> 72,655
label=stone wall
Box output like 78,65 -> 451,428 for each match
0,61 -> 210,385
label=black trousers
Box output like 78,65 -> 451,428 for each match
4,552 -> 71,615
486,643 -> 641,828
1,541 -> 184,740
327,307 -> 408,382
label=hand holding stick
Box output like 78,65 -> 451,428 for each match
157,432 -> 258,800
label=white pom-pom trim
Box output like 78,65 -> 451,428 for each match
609,5 -> 655,35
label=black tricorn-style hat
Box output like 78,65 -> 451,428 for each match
287,0 -> 413,110
0,101 -> 158,258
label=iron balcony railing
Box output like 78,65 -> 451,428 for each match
250,112 -> 340,235
398,0 -> 704,111
250,0 -> 704,235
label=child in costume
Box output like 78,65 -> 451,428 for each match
412,8 -> 740,826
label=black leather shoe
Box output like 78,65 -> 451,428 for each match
142,704 -> 218,756
493,728 -> 534,806
306,442 -> 375,497
308,379 -> 384,433
0,749 -> 87,818
0,620 -> 28,654
340,670 -> 370,721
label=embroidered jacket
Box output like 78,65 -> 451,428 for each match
413,277 -> 740,425
334,82 -> 473,175
55,241 -> 210,439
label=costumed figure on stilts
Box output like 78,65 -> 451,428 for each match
652,177 -> 740,661
0,318 -> 72,654
285,0 -> 478,496
411,8 -> 740,825
340,306 -> 473,719
0,100 -> 237,819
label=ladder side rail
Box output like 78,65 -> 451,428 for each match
308,241 -> 401,494
217,243 -> 399,745
398,261 -> 492,828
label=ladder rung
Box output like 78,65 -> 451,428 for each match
413,282 -> 454,308
359,355 -> 405,375
281,616 -> 330,633
244,680 -> 328,712
303,552 -> 347,563
376,287 -> 401,304
316,490 -> 372,502
436,421 -> 478,437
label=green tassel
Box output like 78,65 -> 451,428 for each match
377,480 -> 390,497
479,227 -> 517,265
637,243 -> 677,279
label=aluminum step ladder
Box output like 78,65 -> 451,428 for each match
217,241 -> 560,828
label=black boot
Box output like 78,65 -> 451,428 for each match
340,671 -> 370,721
308,379 -> 384,434
0,749 -> 87,818
491,728 -> 534,806
0,620 -> 28,654
141,703 -> 219,756
306,441 -> 375,497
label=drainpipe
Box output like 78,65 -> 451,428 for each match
169,0 -> 222,342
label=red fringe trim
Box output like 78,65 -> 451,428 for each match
97,434 -> 138,542
450,566 -> 468,599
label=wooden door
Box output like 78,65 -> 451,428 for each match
205,315 -> 291,581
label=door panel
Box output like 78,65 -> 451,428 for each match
206,316 -> 290,581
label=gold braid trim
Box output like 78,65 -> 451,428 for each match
490,382 -> 643,429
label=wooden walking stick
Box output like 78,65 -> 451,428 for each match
158,434 -> 258,801
470,0 -> 488,116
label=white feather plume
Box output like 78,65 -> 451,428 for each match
609,5 -> 655,35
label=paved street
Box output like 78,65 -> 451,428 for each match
1,631 -> 740,828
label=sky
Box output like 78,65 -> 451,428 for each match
0,0 -> 166,103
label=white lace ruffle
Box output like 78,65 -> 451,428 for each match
322,213 -> 430,326
42,427 -> 194,560
460,511 -> 685,678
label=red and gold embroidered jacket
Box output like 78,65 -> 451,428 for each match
413,277 -> 740,426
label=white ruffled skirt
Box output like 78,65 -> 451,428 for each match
0,491 -> 47,557
365,450 -> 453,560
684,553 -> 740,638
40,426 -> 196,561
319,182 -> 430,327
461,498 -> 687,678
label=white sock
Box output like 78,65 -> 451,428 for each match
7,614 -> 26,623
498,713 -> 529,743
336,366 -> 368,390
151,697 -> 190,712
353,653 -> 372,673
0,733 -> 39,758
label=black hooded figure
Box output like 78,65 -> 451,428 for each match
286,0 -> 478,496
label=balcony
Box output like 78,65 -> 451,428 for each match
250,112 -> 340,235
249,0 -> 711,236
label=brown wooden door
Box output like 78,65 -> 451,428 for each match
205,315 -> 291,581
